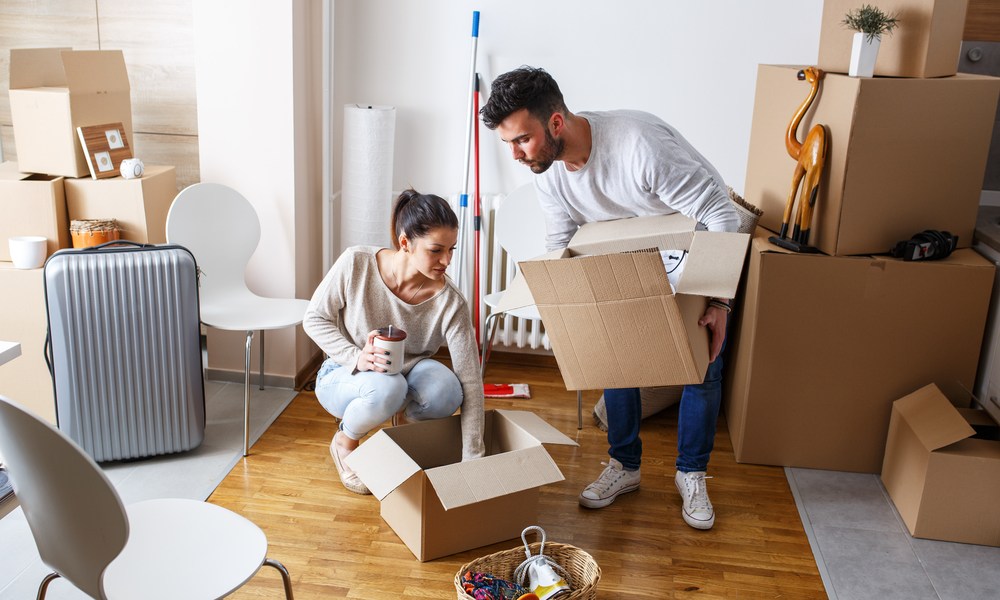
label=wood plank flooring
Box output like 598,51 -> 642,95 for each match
208,355 -> 825,599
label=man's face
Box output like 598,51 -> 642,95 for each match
496,108 -> 563,174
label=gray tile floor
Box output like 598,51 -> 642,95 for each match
786,467 -> 1000,600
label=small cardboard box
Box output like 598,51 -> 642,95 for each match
65,166 -> 177,244
817,0 -> 968,78
345,409 -> 577,562
498,213 -> 750,390
0,263 -> 55,424
881,383 -> 1000,547
8,48 -> 133,178
745,64 -> 1000,257
724,231 -> 994,473
0,162 -> 68,261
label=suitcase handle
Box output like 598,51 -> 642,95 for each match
82,240 -> 155,252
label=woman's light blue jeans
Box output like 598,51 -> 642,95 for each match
604,336 -> 727,474
313,357 -> 463,440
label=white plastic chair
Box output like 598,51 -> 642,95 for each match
0,395 -> 294,600
166,183 -> 310,456
482,184 -> 584,428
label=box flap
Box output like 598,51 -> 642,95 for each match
61,50 -> 130,94
521,251 -> 673,305
894,384 -> 976,452
424,445 -> 564,510
9,48 -> 72,89
674,231 -> 750,298
495,409 -> 579,446
495,248 -> 568,313
344,429 -> 422,501
567,213 -> 696,255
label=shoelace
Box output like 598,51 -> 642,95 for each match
684,474 -> 713,510
588,461 -> 626,493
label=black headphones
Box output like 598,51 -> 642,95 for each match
890,230 -> 958,261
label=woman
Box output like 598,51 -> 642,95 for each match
303,189 -> 485,494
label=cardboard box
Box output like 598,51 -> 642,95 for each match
345,409 -> 577,561
0,263 -> 55,424
745,64 -> 1000,257
9,48 -> 133,178
498,214 -> 750,390
65,166 -> 177,244
881,383 -> 1000,547
817,0 -> 968,78
0,162 -> 68,261
724,231 -> 993,473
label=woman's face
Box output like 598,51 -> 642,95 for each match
403,226 -> 458,279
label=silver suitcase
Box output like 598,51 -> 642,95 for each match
44,242 -> 205,461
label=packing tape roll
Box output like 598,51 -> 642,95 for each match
341,104 -> 396,253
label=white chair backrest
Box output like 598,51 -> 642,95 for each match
495,183 -> 548,264
0,396 -> 129,599
166,183 -> 262,299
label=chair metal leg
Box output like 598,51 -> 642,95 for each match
36,572 -> 60,600
264,557 -> 295,599
259,329 -> 265,390
244,330 -> 254,457
480,311 -> 502,378
577,390 -> 583,430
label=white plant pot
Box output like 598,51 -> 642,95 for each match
849,32 -> 880,78
8,236 -> 47,269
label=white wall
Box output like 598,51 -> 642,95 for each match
333,0 -> 825,199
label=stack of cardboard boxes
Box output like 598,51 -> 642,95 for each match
0,48 -> 178,423
726,1 -> 1000,545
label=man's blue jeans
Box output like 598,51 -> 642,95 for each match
604,338 -> 726,473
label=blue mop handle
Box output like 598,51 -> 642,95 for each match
472,11 -> 480,37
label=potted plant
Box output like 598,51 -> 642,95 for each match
842,4 -> 900,77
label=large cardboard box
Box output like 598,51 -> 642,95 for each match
65,166 -> 177,244
0,162 -> 68,261
745,64 -> 1000,257
817,0 -> 968,78
498,214 -> 750,390
8,48 -> 133,178
881,383 -> 1000,547
724,232 -> 994,473
346,409 -> 577,561
0,263 -> 55,424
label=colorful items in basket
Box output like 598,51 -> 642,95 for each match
514,526 -> 572,600
460,570 -> 538,600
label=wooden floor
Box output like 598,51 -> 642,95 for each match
209,355 -> 825,599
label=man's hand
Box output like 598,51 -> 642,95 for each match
699,304 -> 729,363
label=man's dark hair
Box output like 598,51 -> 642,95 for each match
480,66 -> 567,130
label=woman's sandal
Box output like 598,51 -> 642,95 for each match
330,431 -> 370,495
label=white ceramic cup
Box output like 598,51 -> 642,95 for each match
373,327 -> 406,375
8,236 -> 47,269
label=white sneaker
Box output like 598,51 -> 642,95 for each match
578,458 -> 640,509
675,470 -> 714,529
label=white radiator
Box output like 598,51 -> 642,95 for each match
449,193 -> 550,354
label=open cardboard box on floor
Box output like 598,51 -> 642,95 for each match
8,48 -> 133,178
881,383 -> 1000,547
0,162 -> 68,262
498,213 -> 750,390
345,409 -> 577,562
745,64 -> 1000,257
724,230 -> 993,473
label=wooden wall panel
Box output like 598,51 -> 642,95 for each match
132,132 -> 199,193
97,0 -> 197,136
0,0 -> 99,126
966,0 -> 1000,42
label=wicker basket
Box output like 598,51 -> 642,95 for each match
454,541 -> 600,600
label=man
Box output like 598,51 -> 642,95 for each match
480,66 -> 739,530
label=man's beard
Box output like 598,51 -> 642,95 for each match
526,129 -> 563,174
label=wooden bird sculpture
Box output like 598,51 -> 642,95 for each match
771,67 -> 828,252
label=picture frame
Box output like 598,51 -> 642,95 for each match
76,122 -> 133,179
